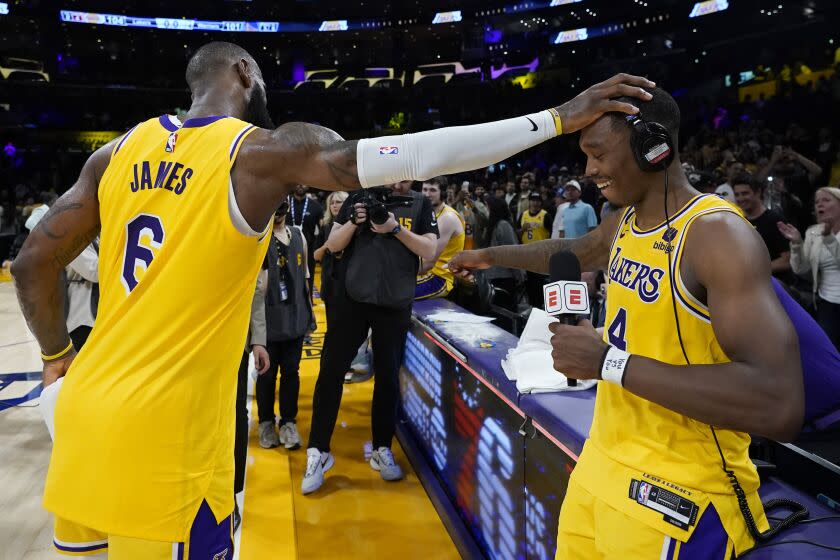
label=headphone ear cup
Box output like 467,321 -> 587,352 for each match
638,122 -> 674,172
628,125 -> 649,171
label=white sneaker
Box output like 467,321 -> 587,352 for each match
370,447 -> 404,481
279,422 -> 301,450
259,421 -> 280,449
302,448 -> 334,495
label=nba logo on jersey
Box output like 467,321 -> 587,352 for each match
379,146 -> 398,155
165,132 -> 178,153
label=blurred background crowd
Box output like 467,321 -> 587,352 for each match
2,0 -> 840,344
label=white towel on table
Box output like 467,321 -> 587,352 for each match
502,309 -> 597,394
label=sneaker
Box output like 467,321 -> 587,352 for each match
232,501 -> 242,534
370,447 -> 404,481
258,421 -> 280,449
345,369 -> 373,384
302,448 -> 334,495
279,422 -> 301,450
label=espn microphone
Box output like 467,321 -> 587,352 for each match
544,251 -> 592,386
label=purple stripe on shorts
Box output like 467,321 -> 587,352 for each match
158,115 -> 179,132
187,500 -> 233,560
678,504 -> 730,560
415,275 -> 448,299
53,540 -> 108,553
182,115 -> 227,128
229,125 -> 256,160
667,537 -> 677,559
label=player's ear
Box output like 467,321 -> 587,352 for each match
235,58 -> 253,90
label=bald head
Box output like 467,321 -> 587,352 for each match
186,42 -> 260,92
184,41 -> 273,128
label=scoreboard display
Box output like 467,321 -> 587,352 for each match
400,322 -> 576,559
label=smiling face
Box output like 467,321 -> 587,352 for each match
815,190 -> 840,225
733,182 -> 762,216
579,117 -> 649,208
422,181 -> 444,207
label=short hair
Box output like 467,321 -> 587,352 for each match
186,42 -> 257,91
609,87 -> 681,150
424,176 -> 448,190
731,171 -> 761,193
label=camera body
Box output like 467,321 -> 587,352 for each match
351,187 -> 414,226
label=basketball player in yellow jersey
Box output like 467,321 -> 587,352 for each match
416,176 -> 465,299
448,87 -> 804,558
11,43 -> 656,557
520,192 -> 550,244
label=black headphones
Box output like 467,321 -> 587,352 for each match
626,114 -> 675,172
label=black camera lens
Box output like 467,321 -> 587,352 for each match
369,203 -> 390,225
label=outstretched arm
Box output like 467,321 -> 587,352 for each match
12,140 -> 111,384
549,212 -> 804,441
233,73 -> 656,231
448,207 -> 624,275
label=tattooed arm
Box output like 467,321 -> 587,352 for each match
448,206 -> 624,275
232,124 -> 359,231
11,141 -> 110,383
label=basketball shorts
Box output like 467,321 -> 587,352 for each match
555,478 -> 736,560
53,500 -> 233,559
415,274 -> 450,300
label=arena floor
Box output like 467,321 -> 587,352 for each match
0,271 -> 459,559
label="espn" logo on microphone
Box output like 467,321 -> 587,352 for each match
543,281 -> 590,315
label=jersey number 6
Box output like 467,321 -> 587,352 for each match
121,214 -> 165,294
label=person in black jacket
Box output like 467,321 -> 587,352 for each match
313,190 -> 349,312
256,200 -> 313,451
302,181 -> 438,495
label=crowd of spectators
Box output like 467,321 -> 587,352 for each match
3,53 -> 840,346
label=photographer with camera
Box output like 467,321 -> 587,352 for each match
302,180 -> 438,494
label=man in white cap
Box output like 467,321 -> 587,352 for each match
551,184 -> 571,239
558,179 -> 597,239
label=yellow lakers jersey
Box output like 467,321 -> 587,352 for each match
44,115 -> 270,541
520,209 -> 549,244
572,194 -> 767,552
425,205 -> 465,291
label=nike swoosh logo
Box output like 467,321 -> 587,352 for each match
526,117 -> 538,131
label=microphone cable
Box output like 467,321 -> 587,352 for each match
660,171 -> 810,556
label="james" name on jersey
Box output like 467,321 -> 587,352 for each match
129,160 -> 194,195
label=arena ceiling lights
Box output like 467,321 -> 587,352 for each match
58,10 -> 387,33
689,0 -> 730,18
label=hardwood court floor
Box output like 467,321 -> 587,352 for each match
0,272 -> 458,560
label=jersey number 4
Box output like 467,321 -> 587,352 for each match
121,214 -> 165,294
607,307 -> 628,351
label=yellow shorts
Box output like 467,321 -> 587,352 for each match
53,501 -> 233,559
556,478 -> 736,560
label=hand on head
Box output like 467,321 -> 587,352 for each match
557,73 -> 656,135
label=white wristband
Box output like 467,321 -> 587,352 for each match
600,346 -> 631,386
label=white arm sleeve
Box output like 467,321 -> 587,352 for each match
356,110 -> 558,188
